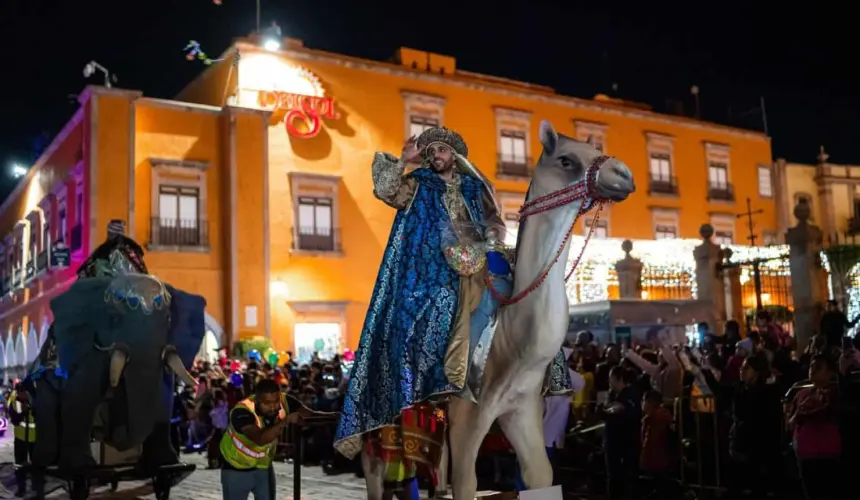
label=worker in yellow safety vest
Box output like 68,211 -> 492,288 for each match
219,379 -> 300,500
9,383 -> 43,498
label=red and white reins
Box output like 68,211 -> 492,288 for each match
485,156 -> 611,306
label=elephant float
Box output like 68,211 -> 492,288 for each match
25,220 -> 205,499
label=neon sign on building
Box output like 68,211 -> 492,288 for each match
243,61 -> 339,139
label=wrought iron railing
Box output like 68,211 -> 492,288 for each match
496,154 -> 532,178
150,218 -> 210,247
707,183 -> 735,202
294,227 -> 341,252
648,175 -> 679,195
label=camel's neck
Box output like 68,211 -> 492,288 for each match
511,198 -> 584,301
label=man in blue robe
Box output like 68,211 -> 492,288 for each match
334,128 -> 570,496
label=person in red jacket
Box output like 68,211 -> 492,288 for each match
640,390 -> 679,499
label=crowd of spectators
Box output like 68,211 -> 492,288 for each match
173,301 -> 860,500
555,304 -> 860,500
175,351 -> 349,472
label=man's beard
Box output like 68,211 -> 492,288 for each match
431,158 -> 454,173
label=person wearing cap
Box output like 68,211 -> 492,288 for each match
76,219 -> 149,279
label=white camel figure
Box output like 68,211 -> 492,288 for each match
363,120 -> 636,499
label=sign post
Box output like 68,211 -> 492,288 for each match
50,242 -> 70,269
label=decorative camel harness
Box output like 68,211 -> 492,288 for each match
485,156 -> 611,306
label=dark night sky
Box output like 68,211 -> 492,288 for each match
0,1 -> 856,200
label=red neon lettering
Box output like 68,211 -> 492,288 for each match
257,91 -> 339,139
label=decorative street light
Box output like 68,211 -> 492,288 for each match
11,163 -> 27,179
83,61 -> 117,88
261,22 -> 282,51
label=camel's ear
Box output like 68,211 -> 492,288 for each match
586,134 -> 596,147
538,120 -> 558,154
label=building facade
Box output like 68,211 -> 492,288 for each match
0,87 -> 270,371
775,148 -> 860,239
0,37 -> 776,364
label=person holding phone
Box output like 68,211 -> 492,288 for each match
220,379 -> 301,500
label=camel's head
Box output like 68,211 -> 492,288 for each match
533,120 -> 635,203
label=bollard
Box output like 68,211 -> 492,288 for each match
293,422 -> 302,500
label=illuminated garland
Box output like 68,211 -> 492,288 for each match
562,237 -> 793,306
821,255 -> 860,335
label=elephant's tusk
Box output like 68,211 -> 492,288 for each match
109,349 -> 128,388
165,351 -> 197,387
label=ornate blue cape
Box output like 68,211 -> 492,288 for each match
334,169 -> 486,457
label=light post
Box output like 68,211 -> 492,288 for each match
10,163 -> 27,179
83,61 -> 117,88
691,85 -> 701,119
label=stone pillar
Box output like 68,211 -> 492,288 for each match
816,146 -> 837,238
694,224 -> 727,334
786,199 -> 825,351
774,159 -> 791,241
615,239 -> 644,299
721,248 -> 746,336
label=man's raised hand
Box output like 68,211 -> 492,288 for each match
400,135 -> 423,164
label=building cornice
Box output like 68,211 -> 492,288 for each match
149,158 -> 211,170
232,42 -> 770,141
139,97 -> 221,115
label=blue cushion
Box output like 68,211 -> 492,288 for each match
487,251 -> 511,275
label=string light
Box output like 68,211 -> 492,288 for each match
564,238 -> 793,306
821,254 -> 860,336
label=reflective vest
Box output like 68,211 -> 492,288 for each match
690,383 -> 716,414
219,396 -> 282,469
8,393 -> 36,443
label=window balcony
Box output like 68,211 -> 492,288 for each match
294,227 -> 341,253
496,154 -> 532,179
150,218 -> 210,249
36,250 -> 48,272
70,223 -> 83,251
707,183 -> 735,202
848,217 -> 860,235
648,176 -> 679,196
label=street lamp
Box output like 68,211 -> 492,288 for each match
83,61 -> 117,88
690,85 -> 701,119
261,22 -> 282,51
11,163 -> 27,179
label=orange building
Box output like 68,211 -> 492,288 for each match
0,36 -> 776,366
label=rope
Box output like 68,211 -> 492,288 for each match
483,158 -> 608,306
283,392 -> 340,417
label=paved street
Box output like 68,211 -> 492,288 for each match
0,436 -> 371,500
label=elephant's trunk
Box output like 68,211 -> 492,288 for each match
163,347 -> 197,387
109,349 -> 128,388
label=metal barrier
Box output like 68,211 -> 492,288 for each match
554,392 -> 805,499
279,414 -> 340,500
269,383 -> 859,499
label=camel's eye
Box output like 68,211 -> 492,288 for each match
560,157 -> 572,168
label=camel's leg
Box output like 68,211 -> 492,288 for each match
435,430 -> 450,497
448,397 -> 495,500
361,444 -> 388,500
497,395 -> 553,490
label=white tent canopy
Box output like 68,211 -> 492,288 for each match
26,324 -> 38,363
4,337 -> 14,369
14,329 -> 25,367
